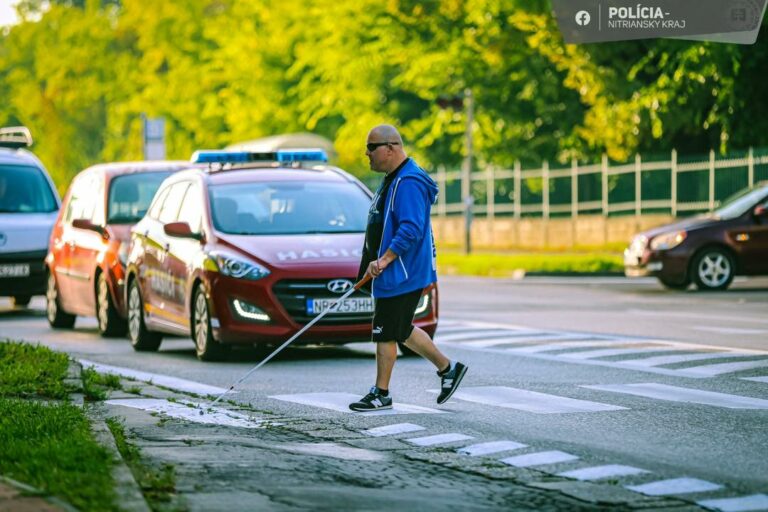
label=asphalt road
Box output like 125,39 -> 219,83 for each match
2,275 -> 767,510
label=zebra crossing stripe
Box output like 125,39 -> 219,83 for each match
436,329 -> 535,342
584,383 -> 768,409
697,494 -> 768,512
626,477 -> 723,496
742,376 -> 768,384
557,464 -> 649,481
269,393 -> 447,415
620,352 -> 751,368
504,340 -> 626,354
361,423 -> 425,437
406,433 -> 474,446
500,450 -> 578,468
457,440 -> 527,456
675,359 -> 768,377
560,346 -> 676,360
437,386 -> 627,414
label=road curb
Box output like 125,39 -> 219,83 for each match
70,360 -> 151,512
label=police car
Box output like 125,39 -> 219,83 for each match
0,127 -> 60,307
124,149 -> 438,361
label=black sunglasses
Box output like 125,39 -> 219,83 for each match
366,141 -> 399,152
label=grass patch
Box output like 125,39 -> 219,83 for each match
0,340 -> 70,399
437,251 -> 623,277
82,368 -> 122,401
0,399 -> 116,510
106,418 -> 178,506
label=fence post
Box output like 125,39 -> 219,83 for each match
514,160 -> 522,247
709,149 -> 716,211
635,153 -> 642,218
487,165 -> 495,222
514,160 -> 522,220
748,147 -> 755,187
437,166 -> 446,217
601,153 -> 608,216
671,149 -> 678,217
571,158 -> 578,248
542,160 -> 550,220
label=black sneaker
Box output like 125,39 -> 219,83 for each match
437,362 -> 468,404
349,387 -> 393,412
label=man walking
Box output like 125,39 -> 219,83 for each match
349,124 -> 468,412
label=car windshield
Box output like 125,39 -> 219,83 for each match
107,172 -> 173,223
209,181 -> 369,235
713,185 -> 768,220
0,164 -> 58,213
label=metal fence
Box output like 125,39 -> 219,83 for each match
428,147 -> 768,219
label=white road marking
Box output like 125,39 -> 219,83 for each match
276,442 -> 386,461
619,352 -> 751,367
742,376 -> 768,384
457,440 -> 527,456
697,494 -> 768,512
626,477 -> 723,496
504,340 -> 627,354
560,346 -> 676,360
269,393 -> 447,415
79,359 -> 229,395
584,383 -> 768,409
405,433 -> 474,446
626,309 -> 768,325
693,326 -> 768,335
106,398 -> 266,428
557,464 -> 650,481
676,360 -> 768,377
432,386 -> 627,414
361,423 -> 425,437
500,450 -> 578,468
436,329 -> 534,342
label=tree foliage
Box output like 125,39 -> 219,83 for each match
1,0 -> 767,190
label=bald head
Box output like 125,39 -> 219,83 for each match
366,124 -> 407,174
369,124 -> 403,145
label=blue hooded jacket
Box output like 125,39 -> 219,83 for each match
373,158 -> 439,298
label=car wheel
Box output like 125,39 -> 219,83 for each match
96,272 -> 127,337
658,276 -> 691,291
692,248 -> 735,291
11,295 -> 31,308
127,280 -> 162,351
193,285 -> 229,362
46,273 -> 75,328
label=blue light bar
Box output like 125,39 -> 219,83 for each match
191,149 -> 328,164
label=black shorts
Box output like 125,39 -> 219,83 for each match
371,288 -> 424,343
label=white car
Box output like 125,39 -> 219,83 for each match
0,127 -> 61,307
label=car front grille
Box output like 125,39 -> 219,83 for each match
272,279 -> 373,325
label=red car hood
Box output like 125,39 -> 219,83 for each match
217,233 -> 365,268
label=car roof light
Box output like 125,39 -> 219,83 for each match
190,148 -> 328,165
0,126 -> 33,149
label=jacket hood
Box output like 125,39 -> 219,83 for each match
399,159 -> 439,205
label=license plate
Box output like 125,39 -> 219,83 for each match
0,264 -> 30,278
308,297 -> 374,315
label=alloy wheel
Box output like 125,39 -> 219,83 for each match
128,284 -> 141,341
697,252 -> 732,289
194,291 -> 209,352
98,275 -> 110,331
46,274 -> 58,323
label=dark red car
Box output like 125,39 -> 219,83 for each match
45,161 -> 193,335
124,150 -> 438,361
624,182 -> 768,290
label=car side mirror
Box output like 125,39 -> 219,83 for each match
72,218 -> 106,237
753,205 -> 768,222
164,221 -> 203,241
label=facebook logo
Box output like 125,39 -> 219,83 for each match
575,10 -> 591,26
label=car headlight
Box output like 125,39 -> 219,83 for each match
209,252 -> 270,280
650,231 -> 687,251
